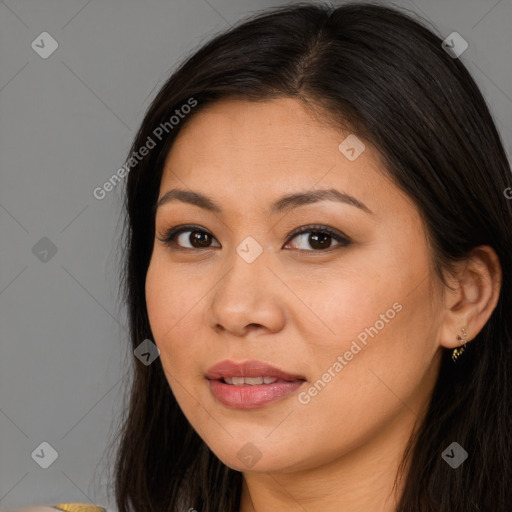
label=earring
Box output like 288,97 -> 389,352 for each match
452,327 -> 468,362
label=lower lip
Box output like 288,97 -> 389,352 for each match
208,379 -> 305,409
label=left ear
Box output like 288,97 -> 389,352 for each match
438,245 -> 502,349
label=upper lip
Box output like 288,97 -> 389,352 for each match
206,360 -> 306,381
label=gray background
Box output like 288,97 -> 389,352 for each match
0,0 -> 510,510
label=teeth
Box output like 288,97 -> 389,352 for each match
223,376 -> 279,385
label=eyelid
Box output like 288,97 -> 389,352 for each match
156,224 -> 219,249
285,224 -> 351,247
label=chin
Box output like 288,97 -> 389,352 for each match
204,439 -> 301,473
220,453 -> 288,473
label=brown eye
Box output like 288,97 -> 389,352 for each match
309,232 -> 333,250
158,226 -> 221,249
185,230 -> 214,248
284,225 -> 352,251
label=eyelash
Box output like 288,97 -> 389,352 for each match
156,224 -> 352,252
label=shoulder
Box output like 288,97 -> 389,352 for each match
7,505 -> 107,512
7,508 -> 58,512
7,508 -> 57,512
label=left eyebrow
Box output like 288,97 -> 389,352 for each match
268,188 -> 373,215
154,187 -> 373,215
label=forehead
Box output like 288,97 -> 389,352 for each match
157,98 -> 405,220
163,98 -> 379,176
177,97 -> 327,135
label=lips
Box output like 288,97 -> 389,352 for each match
205,359 -> 306,382
206,360 -> 306,409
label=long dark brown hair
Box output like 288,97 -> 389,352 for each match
107,2 -> 512,510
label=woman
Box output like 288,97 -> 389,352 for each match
110,2 -> 511,511
21,2 -> 509,511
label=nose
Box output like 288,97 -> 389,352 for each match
207,243 -> 286,337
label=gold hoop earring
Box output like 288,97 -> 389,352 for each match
452,327 -> 468,362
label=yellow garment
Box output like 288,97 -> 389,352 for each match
52,504 -> 106,512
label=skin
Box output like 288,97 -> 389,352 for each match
145,97 -> 501,512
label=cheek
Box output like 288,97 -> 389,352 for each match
288,239 -> 437,406
291,273 -> 404,392
281,247 -> 403,356
287,283 -> 435,460
145,256 -> 205,359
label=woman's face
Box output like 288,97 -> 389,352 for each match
145,97 -> 444,473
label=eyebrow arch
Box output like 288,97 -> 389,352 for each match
154,187 -> 373,215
